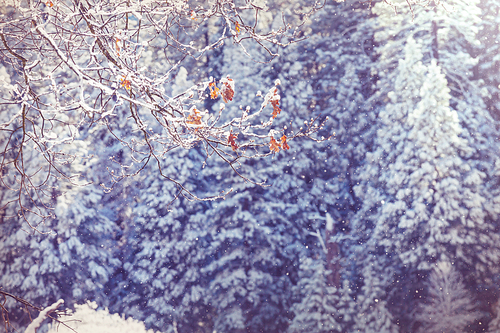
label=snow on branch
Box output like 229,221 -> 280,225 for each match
25,299 -> 64,333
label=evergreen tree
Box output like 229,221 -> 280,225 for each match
0,141 -> 120,330
288,258 -> 355,333
415,261 -> 480,333
352,6 -> 500,326
361,0 -> 500,279
372,0 -> 499,169
477,0 -> 500,120
351,257 -> 399,333
108,148 -> 211,333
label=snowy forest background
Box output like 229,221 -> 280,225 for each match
2,0 -> 500,332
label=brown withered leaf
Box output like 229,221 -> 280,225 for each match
209,82 -> 219,99
271,99 -> 281,119
269,137 -> 280,153
221,80 -> 234,103
228,131 -> 238,151
280,135 -> 290,150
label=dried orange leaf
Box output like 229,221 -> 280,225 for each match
186,109 -> 202,125
115,38 -> 121,55
228,131 -> 238,151
120,76 -> 131,90
221,81 -> 234,103
271,100 -> 281,119
209,82 -> 220,99
270,88 -> 281,118
280,135 -> 290,150
235,21 -> 241,33
269,137 -> 280,153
